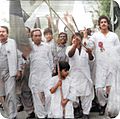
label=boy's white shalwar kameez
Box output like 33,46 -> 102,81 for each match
49,75 -> 76,118
66,46 -> 94,115
29,42 -> 53,118
90,31 -> 120,106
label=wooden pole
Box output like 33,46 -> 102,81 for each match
57,62 -> 65,119
44,0 -> 88,50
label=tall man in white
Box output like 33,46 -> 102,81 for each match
0,26 -> 20,119
29,28 -> 53,118
90,15 -> 120,115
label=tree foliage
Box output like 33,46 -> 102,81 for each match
99,0 -> 111,17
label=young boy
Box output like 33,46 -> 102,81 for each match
43,28 -> 57,75
49,61 -> 76,118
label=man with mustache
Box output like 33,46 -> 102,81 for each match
0,26 -> 21,119
90,15 -> 120,116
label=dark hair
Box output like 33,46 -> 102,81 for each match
25,26 -> 31,33
59,61 -> 70,71
53,61 -> 70,76
43,28 -> 53,36
58,32 -> 67,39
57,32 -> 68,45
31,28 -> 41,37
87,28 -> 92,36
98,15 -> 110,26
0,26 -> 9,34
71,32 -> 82,40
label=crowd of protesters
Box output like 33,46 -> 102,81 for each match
0,15 -> 120,119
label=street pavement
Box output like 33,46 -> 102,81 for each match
17,111 -> 111,119
0,107 -> 112,119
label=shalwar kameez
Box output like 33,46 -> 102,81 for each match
90,31 -> 120,107
66,46 -> 94,115
0,38 -> 18,119
49,75 -> 76,118
29,42 -> 53,118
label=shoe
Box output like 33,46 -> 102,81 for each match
74,106 -> 83,118
26,112 -> 35,119
0,103 -> 3,109
17,105 -> 24,112
82,114 -> 90,119
99,104 -> 106,116
90,98 -> 100,112
12,117 -> 17,119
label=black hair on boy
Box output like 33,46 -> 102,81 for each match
53,61 -> 70,76
59,61 -> 70,71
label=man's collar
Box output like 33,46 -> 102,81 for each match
0,40 -> 7,45
58,44 -> 66,47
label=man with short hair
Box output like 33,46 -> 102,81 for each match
56,32 -> 68,62
29,28 -> 53,118
0,26 -> 20,119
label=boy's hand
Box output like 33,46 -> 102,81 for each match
61,98 -> 69,108
57,80 -> 62,87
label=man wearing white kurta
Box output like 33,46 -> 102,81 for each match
90,15 -> 120,115
29,28 -> 53,118
0,26 -> 20,119
66,33 -> 94,119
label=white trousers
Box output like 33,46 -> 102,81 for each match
80,95 -> 93,115
96,87 -> 108,107
31,87 -> 51,118
0,75 -> 17,119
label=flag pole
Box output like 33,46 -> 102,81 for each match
44,0 -> 88,50
110,0 -> 114,32
57,61 -> 65,119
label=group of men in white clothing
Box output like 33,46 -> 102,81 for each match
0,15 -> 120,119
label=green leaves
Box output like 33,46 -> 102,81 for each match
99,0 -> 111,17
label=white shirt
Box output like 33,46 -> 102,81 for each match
66,46 -> 94,97
49,75 -> 75,118
29,42 -> 53,92
90,31 -> 120,88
